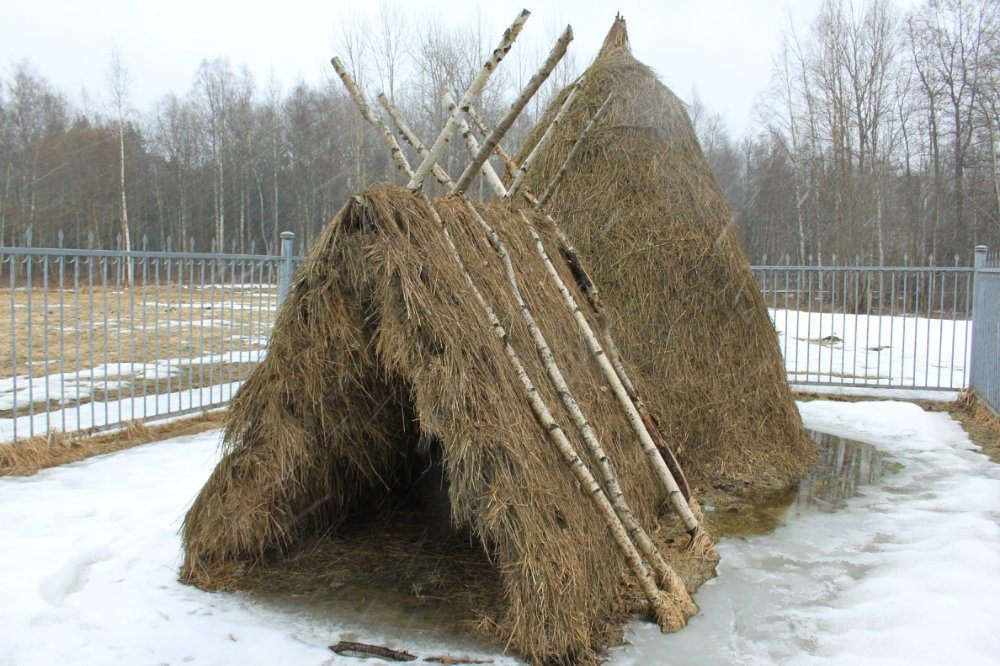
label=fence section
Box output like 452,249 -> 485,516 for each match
750,257 -> 974,391
971,246 -> 1000,414
1,230 -> 291,444
3,234 -> 993,445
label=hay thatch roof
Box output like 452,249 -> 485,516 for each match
514,17 -> 814,490
181,185 -> 715,665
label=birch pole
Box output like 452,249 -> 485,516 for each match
451,25 -> 574,194
332,60 -> 687,631
537,93 -> 614,209
506,77 -> 586,199
442,91 -> 507,194
383,89 -> 698,576
407,9 -> 530,191
476,92 -> 656,433
454,99 -> 700,526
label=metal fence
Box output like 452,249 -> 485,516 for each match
2,232 -> 997,445
971,246 -> 1000,414
749,256 -> 976,392
1,229 -> 300,444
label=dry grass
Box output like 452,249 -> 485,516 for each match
180,185 -> 717,665
0,410 -> 225,476
512,17 -> 814,491
944,391 -> 1000,463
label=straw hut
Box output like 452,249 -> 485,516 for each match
181,186 -> 717,665
514,17 -> 814,491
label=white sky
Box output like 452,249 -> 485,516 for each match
2,0 -> 835,135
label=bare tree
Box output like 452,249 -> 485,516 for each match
108,48 -> 133,281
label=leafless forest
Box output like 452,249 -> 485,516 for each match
1,0 -> 997,264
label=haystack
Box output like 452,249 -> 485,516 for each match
513,17 -> 814,490
181,185 -> 716,665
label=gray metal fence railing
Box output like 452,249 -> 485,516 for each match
4,234 -> 997,445
971,246 -> 1000,414
1,229 -> 301,444
749,255 -> 975,392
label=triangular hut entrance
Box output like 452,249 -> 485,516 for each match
513,16 -> 815,491
181,12 -> 717,665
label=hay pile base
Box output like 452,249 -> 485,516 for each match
181,185 -> 718,665
514,17 -> 815,491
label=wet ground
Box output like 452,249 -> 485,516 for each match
705,430 -> 889,538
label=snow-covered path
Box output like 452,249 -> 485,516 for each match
1,401 -> 998,665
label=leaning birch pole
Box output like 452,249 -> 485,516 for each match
332,59 -> 687,631
451,24 -> 574,194
450,104 -> 704,543
506,77 -> 586,199
537,92 -> 614,209
378,93 -> 454,189
442,90 -> 507,194
407,9 -> 530,191
382,86 -> 697,593
461,197 -> 698,613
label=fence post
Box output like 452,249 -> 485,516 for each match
970,245 -> 988,389
277,231 -> 295,310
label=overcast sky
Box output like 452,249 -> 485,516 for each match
2,0 -> 840,136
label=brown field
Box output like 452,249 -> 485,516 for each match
1,283 -> 277,419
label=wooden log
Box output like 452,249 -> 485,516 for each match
408,9 -> 530,191
451,25 -> 573,194
330,640 -> 417,661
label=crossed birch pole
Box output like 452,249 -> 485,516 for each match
332,9 -> 711,630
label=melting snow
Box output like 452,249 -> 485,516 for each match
0,400 -> 998,665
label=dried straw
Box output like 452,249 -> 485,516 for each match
513,16 -> 814,490
180,185 -> 716,665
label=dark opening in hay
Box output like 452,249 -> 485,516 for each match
181,185 -> 717,665
513,16 -> 815,491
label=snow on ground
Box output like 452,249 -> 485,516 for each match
771,309 -> 970,390
613,400 -> 1000,666
0,350 -> 265,440
0,307 -> 969,444
2,400 -> 998,665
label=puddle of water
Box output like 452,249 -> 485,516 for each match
706,429 -> 889,536
792,429 -> 887,515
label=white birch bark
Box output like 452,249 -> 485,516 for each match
452,25 -> 574,194
507,77 -> 585,199
407,9 -> 530,191
458,97 -> 696,509
537,93 -> 614,209
442,90 -> 507,195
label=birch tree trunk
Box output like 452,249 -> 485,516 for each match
109,49 -> 133,284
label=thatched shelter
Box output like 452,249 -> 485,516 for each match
514,17 -> 814,491
181,186 -> 717,665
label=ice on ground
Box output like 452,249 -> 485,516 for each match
611,400 -> 1000,666
1,400 -> 998,665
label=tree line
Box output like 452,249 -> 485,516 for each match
697,0 -> 999,264
1,0 -> 997,265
